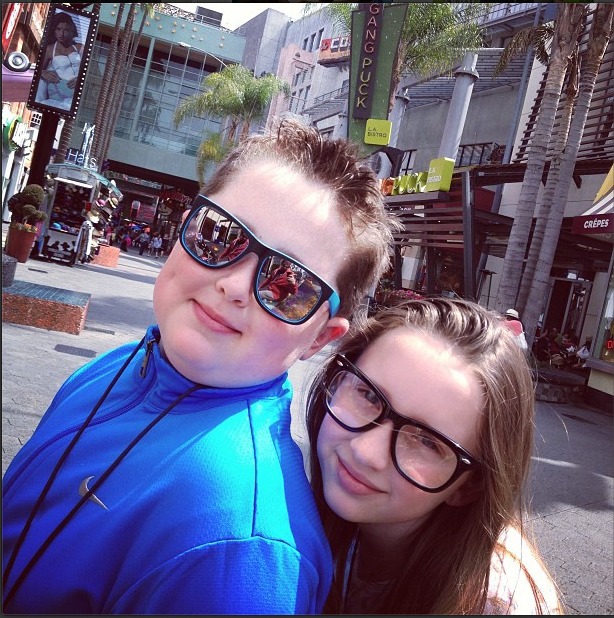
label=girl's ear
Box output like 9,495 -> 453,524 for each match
445,473 -> 482,507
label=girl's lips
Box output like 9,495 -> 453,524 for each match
337,457 -> 384,496
192,301 -> 240,334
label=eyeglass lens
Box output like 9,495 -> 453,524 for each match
182,202 -> 326,323
325,370 -> 459,490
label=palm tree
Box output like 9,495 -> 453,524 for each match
173,64 -> 289,184
98,3 -> 156,163
90,2 -> 126,162
494,3 -> 588,313
521,4 -> 614,347
316,2 -> 488,114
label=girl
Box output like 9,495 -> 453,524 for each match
306,298 -> 563,614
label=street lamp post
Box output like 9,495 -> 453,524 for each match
177,41 -> 227,71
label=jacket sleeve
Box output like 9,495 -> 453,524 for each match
109,537 -> 327,615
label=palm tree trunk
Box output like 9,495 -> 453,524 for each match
516,50 -> 579,311
495,3 -> 587,312
522,3 -> 614,347
96,3 -> 136,164
53,118 -> 74,164
100,7 -> 146,163
91,3 -> 124,163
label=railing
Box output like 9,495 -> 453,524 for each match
476,3 -> 538,25
312,84 -> 350,106
395,142 -> 504,175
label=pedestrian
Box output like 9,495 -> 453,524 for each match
502,308 -> 528,353
2,119 -> 398,614
138,230 -> 150,256
151,234 -> 163,258
305,298 -> 563,614
120,232 -> 132,252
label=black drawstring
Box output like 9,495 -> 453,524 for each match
3,337 -> 204,610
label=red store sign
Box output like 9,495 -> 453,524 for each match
2,3 -> 22,54
571,213 -> 614,235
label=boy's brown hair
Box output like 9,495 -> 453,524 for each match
204,119 -> 399,319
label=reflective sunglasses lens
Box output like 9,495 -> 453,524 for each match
325,370 -> 383,428
183,204 -> 249,266
256,255 -> 323,323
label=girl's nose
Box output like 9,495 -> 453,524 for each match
214,253 -> 259,306
349,421 -> 394,472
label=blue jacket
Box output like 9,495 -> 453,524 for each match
3,326 -> 332,614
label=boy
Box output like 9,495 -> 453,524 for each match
2,120 -> 396,614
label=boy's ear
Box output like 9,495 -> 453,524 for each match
445,472 -> 482,507
300,317 -> 349,361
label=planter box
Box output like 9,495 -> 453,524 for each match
4,227 -> 37,263
92,244 -> 120,267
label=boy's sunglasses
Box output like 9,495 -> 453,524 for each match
179,195 -> 341,325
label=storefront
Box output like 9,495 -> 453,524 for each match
574,165 -> 614,411
41,163 -> 122,264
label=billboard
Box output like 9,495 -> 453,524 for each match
318,36 -> 351,66
347,3 -> 408,154
27,5 -> 98,118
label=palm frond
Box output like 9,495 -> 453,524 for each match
494,23 -> 555,77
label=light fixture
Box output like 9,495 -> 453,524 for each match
177,42 -> 227,68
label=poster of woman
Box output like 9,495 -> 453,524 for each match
28,6 -> 97,117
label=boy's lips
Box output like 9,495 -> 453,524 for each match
192,301 -> 240,334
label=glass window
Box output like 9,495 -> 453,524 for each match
595,266 -> 614,364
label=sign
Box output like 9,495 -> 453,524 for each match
348,3 -> 408,154
2,3 -> 22,54
27,5 -> 99,118
571,214 -> 613,235
364,118 -> 392,145
425,157 -> 455,192
2,113 -> 26,151
352,4 -> 383,120
65,148 -> 98,169
159,188 -> 192,205
319,36 -> 351,66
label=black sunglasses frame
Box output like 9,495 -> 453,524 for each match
324,354 -> 481,493
179,195 -> 341,325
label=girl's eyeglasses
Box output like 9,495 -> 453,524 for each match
180,195 -> 341,325
323,354 -> 481,492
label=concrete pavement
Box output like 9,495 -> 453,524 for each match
2,240 -> 613,615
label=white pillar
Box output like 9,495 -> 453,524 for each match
437,52 -> 479,160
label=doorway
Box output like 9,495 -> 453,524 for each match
543,277 -> 592,339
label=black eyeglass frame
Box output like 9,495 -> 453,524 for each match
179,194 -> 341,325
323,354 -> 481,493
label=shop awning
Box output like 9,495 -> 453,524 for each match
46,163 -> 123,200
571,164 -> 614,236
1,65 -> 34,103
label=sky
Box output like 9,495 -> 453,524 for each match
167,3 -> 318,31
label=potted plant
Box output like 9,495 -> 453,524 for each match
4,184 -> 48,263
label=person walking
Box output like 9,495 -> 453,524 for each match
138,230 -> 150,256
502,308 -> 529,353
151,234 -> 163,258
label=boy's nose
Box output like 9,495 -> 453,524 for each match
349,421 -> 393,472
215,253 -> 258,305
